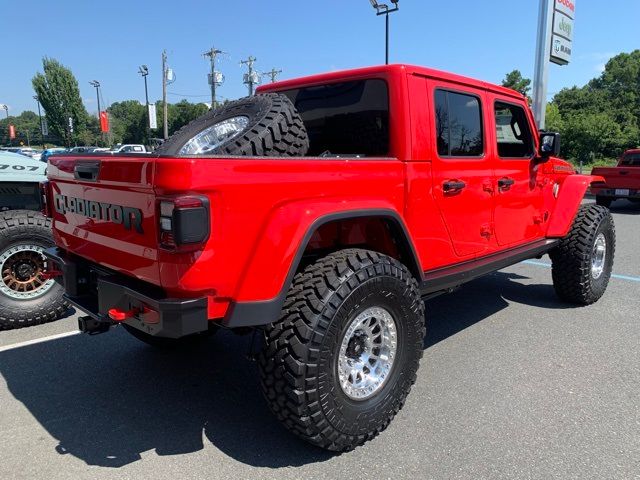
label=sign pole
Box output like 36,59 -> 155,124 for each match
532,0 -> 554,130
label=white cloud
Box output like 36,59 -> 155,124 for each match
595,63 -> 606,73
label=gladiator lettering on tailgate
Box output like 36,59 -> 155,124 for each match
53,194 -> 144,233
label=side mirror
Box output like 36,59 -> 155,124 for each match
539,132 -> 561,158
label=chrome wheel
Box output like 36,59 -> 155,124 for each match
591,233 -> 607,280
0,244 -> 55,300
337,306 -> 398,400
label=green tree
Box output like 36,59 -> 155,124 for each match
108,100 -> 146,144
550,50 -> 640,162
32,57 -> 91,146
501,70 -> 532,99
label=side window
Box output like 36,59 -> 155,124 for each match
494,102 -> 534,158
434,89 -> 483,157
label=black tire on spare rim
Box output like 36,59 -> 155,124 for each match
156,93 -> 309,157
258,249 -> 425,451
0,210 -> 68,330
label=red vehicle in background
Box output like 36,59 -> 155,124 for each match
44,64 -> 615,452
591,149 -> 640,207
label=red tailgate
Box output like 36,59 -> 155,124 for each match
47,155 -> 161,286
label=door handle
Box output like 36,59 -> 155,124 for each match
619,170 -> 629,175
443,180 -> 466,193
74,161 -> 101,181
498,177 -> 515,190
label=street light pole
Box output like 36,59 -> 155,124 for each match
369,0 -> 399,65
89,80 -> 101,119
33,95 -> 45,149
139,65 -> 150,142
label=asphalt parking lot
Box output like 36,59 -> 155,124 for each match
1,199 -> 638,480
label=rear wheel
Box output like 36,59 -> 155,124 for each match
549,205 -> 615,305
595,196 -> 612,208
0,210 -> 68,330
258,249 -> 425,451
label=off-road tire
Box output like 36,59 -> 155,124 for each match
595,196 -> 612,208
121,323 -> 218,349
549,204 -> 615,305
156,93 -> 309,157
0,210 -> 68,330
258,249 -> 425,451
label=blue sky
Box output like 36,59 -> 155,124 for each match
1,0 -> 638,115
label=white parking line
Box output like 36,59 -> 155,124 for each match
0,330 -> 80,353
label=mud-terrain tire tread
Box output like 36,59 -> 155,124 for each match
156,93 -> 309,157
549,204 -> 615,305
257,248 -> 425,451
0,210 -> 68,330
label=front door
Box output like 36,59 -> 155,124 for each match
490,99 -> 545,246
428,82 -> 494,258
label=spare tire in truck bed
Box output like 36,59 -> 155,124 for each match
157,93 -> 309,157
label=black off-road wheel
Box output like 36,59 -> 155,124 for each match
549,204 -> 615,305
121,323 -> 218,349
0,210 -> 68,330
258,249 -> 425,451
595,196 -> 613,208
156,93 -> 309,157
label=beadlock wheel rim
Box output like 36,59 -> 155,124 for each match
0,244 -> 55,300
337,306 -> 398,401
591,233 -> 607,280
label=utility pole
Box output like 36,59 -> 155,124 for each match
33,96 -> 45,149
162,50 -> 168,140
241,56 -> 259,96
203,46 -> 225,109
263,68 -> 282,83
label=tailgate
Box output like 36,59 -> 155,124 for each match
592,167 -> 640,189
47,155 -> 161,286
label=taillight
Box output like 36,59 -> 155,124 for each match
158,196 -> 210,250
40,181 -> 52,217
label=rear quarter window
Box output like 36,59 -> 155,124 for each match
280,79 -> 389,157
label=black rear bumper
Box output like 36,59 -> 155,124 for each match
43,247 -> 208,338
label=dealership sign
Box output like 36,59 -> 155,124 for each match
550,0 -> 575,65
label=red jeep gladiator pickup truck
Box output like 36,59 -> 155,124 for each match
591,148 -> 640,207
44,64 -> 615,452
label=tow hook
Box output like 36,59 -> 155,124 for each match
78,316 -> 113,335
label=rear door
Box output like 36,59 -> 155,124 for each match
48,155 -> 161,285
489,98 -> 545,246
427,81 -> 494,258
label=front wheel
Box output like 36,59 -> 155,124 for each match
258,249 -> 425,451
549,205 -> 615,305
0,210 -> 68,330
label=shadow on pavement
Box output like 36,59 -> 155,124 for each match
425,270 -> 572,348
602,199 -> 640,215
0,329 -> 332,469
0,268 -> 575,469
